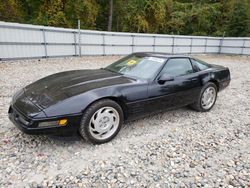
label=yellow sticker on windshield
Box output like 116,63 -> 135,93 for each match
127,60 -> 137,66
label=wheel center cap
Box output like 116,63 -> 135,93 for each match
103,116 -> 109,123
99,116 -> 110,129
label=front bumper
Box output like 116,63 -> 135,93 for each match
8,105 -> 82,136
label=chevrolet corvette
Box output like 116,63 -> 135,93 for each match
8,52 -> 230,144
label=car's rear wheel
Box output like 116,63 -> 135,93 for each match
190,82 -> 217,112
79,99 -> 124,144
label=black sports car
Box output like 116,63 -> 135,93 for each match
8,52 -> 230,144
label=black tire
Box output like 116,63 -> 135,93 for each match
190,82 -> 218,112
79,99 -> 124,144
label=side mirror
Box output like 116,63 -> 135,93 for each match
158,73 -> 174,84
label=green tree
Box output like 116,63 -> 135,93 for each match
65,0 -> 99,29
116,0 -> 168,33
18,0 -> 43,23
226,0 -> 249,37
166,1 -> 191,35
35,0 -> 69,27
144,0 -> 167,33
0,0 -> 24,22
119,0 -> 149,33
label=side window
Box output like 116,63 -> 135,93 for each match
161,58 -> 194,77
191,58 -> 210,71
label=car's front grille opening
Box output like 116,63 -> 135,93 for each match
18,115 -> 30,126
9,106 -> 31,126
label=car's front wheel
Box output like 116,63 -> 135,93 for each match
190,82 -> 218,112
79,99 -> 124,144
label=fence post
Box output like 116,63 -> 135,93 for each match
219,39 -> 223,54
131,35 -> 134,53
205,38 -> 207,54
153,36 -> 156,52
42,28 -> 47,58
74,32 -> 77,56
190,37 -> 193,54
219,31 -> 225,54
172,36 -> 175,54
102,33 -> 105,56
241,39 -> 246,55
78,20 -> 81,57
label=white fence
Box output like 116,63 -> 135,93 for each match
0,21 -> 249,60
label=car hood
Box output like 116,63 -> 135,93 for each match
24,69 -> 132,109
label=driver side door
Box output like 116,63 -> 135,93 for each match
147,58 -> 202,113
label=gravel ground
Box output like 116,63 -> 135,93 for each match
0,55 -> 250,187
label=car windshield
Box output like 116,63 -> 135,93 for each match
105,55 -> 166,79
